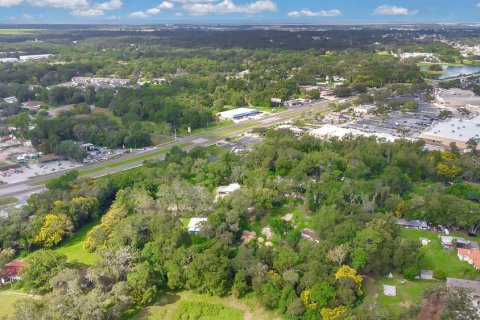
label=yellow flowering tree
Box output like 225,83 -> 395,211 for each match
320,306 -> 347,320
335,265 -> 363,296
436,151 -> 462,180
34,214 -> 74,247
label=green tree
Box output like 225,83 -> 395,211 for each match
22,250 -> 67,293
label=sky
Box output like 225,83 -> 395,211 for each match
1,0 -> 480,24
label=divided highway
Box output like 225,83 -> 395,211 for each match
0,101 -> 332,203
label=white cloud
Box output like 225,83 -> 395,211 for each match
181,0 -> 277,15
288,8 -> 342,17
372,5 -> 418,16
93,0 -> 122,10
0,0 -> 23,7
26,0 -> 89,9
477,2 -> 480,7
129,11 -> 148,18
129,1 -> 174,18
71,8 -> 104,16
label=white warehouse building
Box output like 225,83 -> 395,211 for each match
217,108 -> 260,121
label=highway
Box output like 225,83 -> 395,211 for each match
0,100 -> 332,203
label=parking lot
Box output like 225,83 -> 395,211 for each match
346,100 -> 441,139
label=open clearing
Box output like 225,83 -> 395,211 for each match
0,29 -> 42,35
363,276 -> 437,317
54,221 -> 99,265
133,291 -> 281,320
0,291 -> 35,319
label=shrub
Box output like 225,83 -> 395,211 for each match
433,269 -> 447,281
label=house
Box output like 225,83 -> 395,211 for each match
395,218 -> 429,230
0,260 -> 26,283
217,183 -> 241,196
4,97 -> 18,104
458,248 -> 480,269
301,229 -> 319,243
441,236 -> 470,249
187,217 -> 207,235
271,98 -> 283,107
22,101 -> 42,111
383,285 -> 397,296
447,278 -> 480,310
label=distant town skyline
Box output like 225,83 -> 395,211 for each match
0,0 -> 480,24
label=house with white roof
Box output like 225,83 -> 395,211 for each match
187,217 -> 207,235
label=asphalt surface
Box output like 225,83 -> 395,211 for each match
0,100 -> 331,203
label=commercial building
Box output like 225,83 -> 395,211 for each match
217,108 -> 260,121
435,89 -> 480,107
309,124 -> 399,142
419,115 -> 480,150
0,58 -> 19,63
71,77 -> 131,88
19,54 -> 53,61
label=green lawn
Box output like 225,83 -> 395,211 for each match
0,197 -> 18,207
177,120 -> 234,136
401,229 -> 480,279
365,277 -> 437,317
0,293 -> 31,318
150,133 -> 174,146
207,122 -> 260,139
54,221 -> 99,266
0,29 -> 41,35
133,291 -> 279,320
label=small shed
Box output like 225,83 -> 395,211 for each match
383,285 -> 397,297
420,237 -> 431,246
420,270 -> 434,280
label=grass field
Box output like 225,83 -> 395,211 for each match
0,197 -> 18,207
133,291 -> 280,320
54,221 -> 99,266
0,29 -> 41,35
0,292 -> 32,318
177,120 -> 234,136
150,133 -> 174,146
364,277 -> 437,317
401,229 -> 480,279
207,122 -> 260,139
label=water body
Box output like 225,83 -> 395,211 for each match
422,65 -> 480,80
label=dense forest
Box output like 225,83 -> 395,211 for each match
1,130 -> 479,319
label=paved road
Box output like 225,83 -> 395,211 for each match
0,100 -> 331,203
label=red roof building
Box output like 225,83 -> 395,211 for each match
458,248 -> 480,269
1,260 -> 26,281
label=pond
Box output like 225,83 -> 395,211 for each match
422,64 -> 480,80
